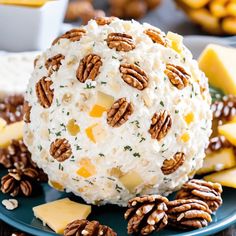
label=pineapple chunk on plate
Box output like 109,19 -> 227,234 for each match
218,123 -> 236,146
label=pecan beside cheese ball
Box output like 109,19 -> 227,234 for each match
24,18 -> 212,206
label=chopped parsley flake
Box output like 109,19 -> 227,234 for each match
101,81 -> 107,85
84,83 -> 95,89
58,163 -> 64,171
131,120 -> 140,128
124,145 -> 132,151
115,184 -> 122,193
175,110 -> 179,114
133,152 -> 141,158
38,145 -> 42,151
160,101 -> 164,107
99,153 -> 105,157
139,137 -> 146,143
76,145 -> 82,151
55,131 -> 61,136
112,56 -> 117,59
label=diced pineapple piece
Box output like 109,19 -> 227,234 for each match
97,91 -> 114,109
184,112 -> 195,125
77,158 -> 96,178
85,123 -> 106,143
89,104 -> 107,118
48,181 -> 64,191
180,0 -> 210,8
67,119 -> 80,136
199,44 -> 236,95
181,132 -> 190,142
204,167 -> 236,188
0,118 -> 6,131
120,171 -> 143,193
197,148 -> 236,175
218,123 -> 236,145
0,121 -> 23,148
33,198 -> 91,234
166,32 -> 183,54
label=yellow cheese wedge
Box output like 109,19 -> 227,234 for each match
77,158 -> 96,178
85,123 -> 106,143
33,198 -> 91,234
0,121 -> 23,148
204,167 -> 236,188
0,118 -> 7,132
218,123 -> 236,146
120,171 -> 143,193
0,0 -> 51,7
197,148 -> 236,175
198,44 -> 236,95
89,104 -> 107,118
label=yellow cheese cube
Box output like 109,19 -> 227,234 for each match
184,112 -> 194,125
85,123 -> 106,143
0,121 -> 23,148
97,91 -> 114,109
120,171 -> 143,193
48,181 -> 64,191
33,198 -> 91,234
67,119 -> 80,136
197,148 -> 236,175
166,32 -> 183,54
181,132 -> 190,142
198,44 -> 236,95
179,0 -> 210,8
218,123 -> 236,145
204,167 -> 236,188
77,158 -> 96,178
89,104 -> 107,118
0,118 -> 7,131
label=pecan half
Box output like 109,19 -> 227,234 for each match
144,28 -> 168,46
120,64 -> 148,90
23,101 -> 31,123
76,54 -> 102,83
107,98 -> 134,127
149,110 -> 172,141
45,54 -> 65,76
50,138 -> 72,162
165,64 -> 190,89
161,152 -> 185,175
106,33 -> 135,52
95,16 -> 117,25
35,77 -> 54,108
52,28 -> 86,45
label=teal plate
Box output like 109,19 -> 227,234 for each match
1,168 -> 236,236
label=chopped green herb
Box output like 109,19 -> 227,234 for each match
39,65 -> 43,69
84,83 -> 95,89
99,153 -> 105,157
67,112 -> 70,116
76,145 -> 82,151
124,145 -> 132,151
112,56 -> 117,59
58,163 -> 64,171
38,145 -> 42,151
160,101 -> 164,107
139,137 -> 146,143
55,131 -> 61,136
175,110 -> 179,114
115,184 -> 123,193
131,120 -> 140,128
133,152 -> 141,158
101,81 -> 107,85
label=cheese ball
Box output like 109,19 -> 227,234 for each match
24,18 -> 212,206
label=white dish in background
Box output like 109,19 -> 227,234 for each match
0,0 -> 68,52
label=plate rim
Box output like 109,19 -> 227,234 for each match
1,201 -> 236,236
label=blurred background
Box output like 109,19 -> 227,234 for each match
0,0 -> 236,52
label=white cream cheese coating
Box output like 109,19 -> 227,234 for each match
24,19 -> 212,206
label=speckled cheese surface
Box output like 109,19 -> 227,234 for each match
24,19 -> 212,206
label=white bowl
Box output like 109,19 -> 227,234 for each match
0,0 -> 68,52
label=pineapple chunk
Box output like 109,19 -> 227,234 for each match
199,44 -> 236,95
33,198 -> 91,234
97,91 -> 114,109
120,171 -> 143,193
89,105 -> 107,118
0,121 -> 23,148
204,167 -> 236,188
67,119 -> 80,136
181,132 -> 190,142
180,0 -> 210,8
184,112 -> 195,125
0,118 -> 6,131
166,32 -> 183,54
197,148 -> 236,175
218,123 -> 236,145
77,158 -> 96,178
85,123 -> 107,143
48,181 -> 64,191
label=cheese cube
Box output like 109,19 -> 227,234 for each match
197,148 -> 236,175
97,91 -> 114,109
199,44 -> 236,95
89,105 -> 107,118
67,119 -> 80,136
33,198 -> 91,234
204,167 -> 236,188
120,171 -> 143,193
0,121 -> 23,148
166,32 -> 183,54
85,123 -> 107,143
77,158 -> 96,178
218,123 -> 236,145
